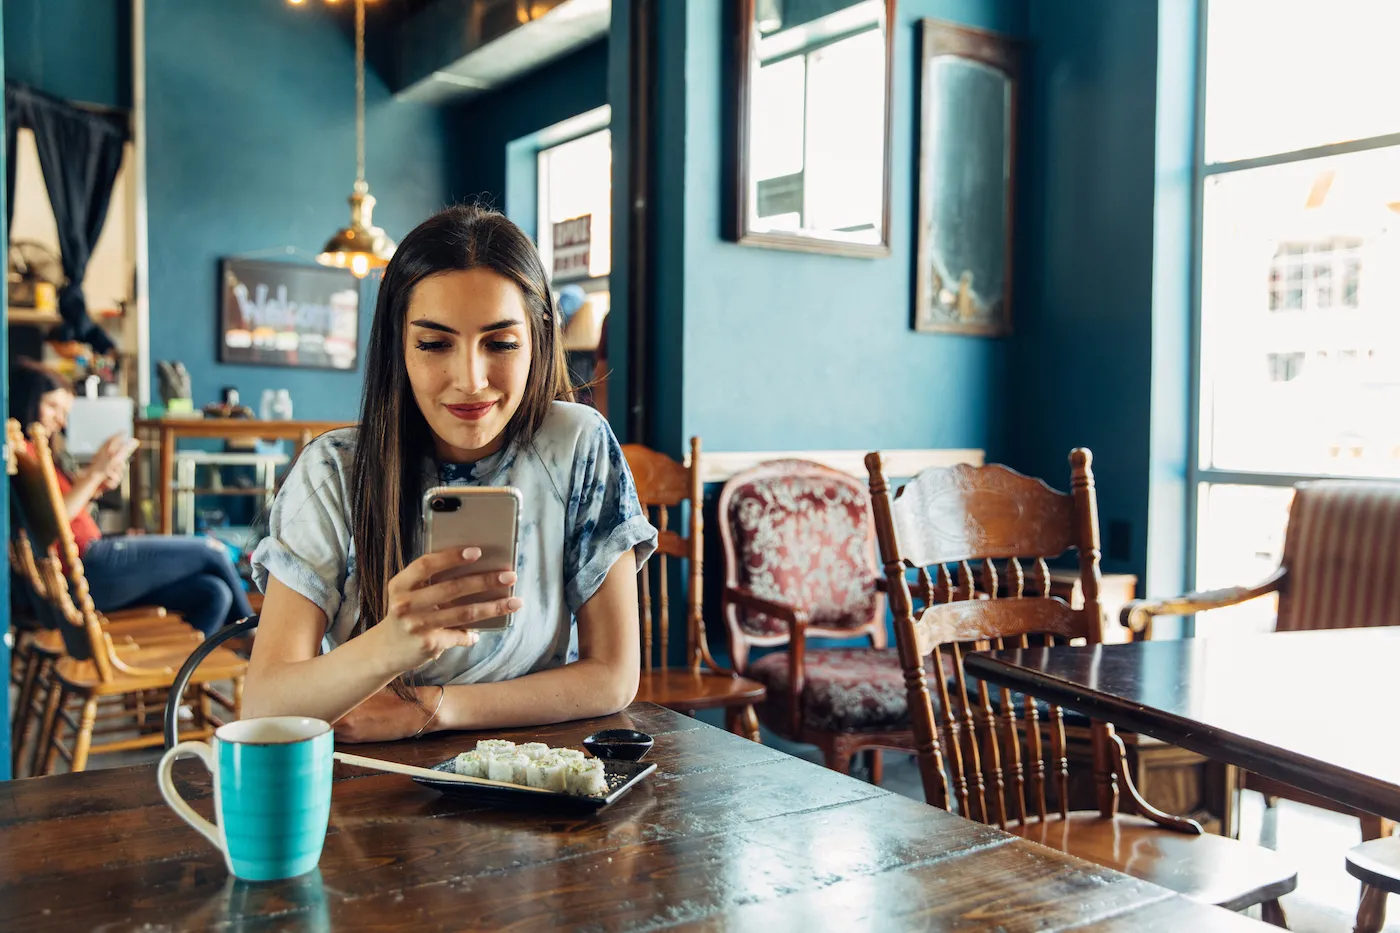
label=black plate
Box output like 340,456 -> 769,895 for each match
412,757 -> 657,812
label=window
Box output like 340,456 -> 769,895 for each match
1266,352 -> 1304,382
1193,1 -> 1400,635
536,129 -> 612,282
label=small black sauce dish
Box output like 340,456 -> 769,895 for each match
582,729 -> 655,762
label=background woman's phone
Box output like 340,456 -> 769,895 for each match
422,486 -> 521,631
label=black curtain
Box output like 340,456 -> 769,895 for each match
5,82 -> 128,354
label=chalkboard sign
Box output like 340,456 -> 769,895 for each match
218,259 -> 360,370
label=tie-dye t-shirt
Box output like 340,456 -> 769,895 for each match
250,402 -> 657,685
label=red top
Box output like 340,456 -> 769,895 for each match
28,442 -> 103,556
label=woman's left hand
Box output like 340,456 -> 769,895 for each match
332,687 -> 439,743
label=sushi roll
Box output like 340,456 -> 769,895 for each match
475,739 -> 516,758
565,758 -> 609,797
525,753 -> 561,789
553,748 -> 586,762
487,753 -> 524,783
519,743 -> 551,760
508,754 -> 531,785
453,751 -> 486,778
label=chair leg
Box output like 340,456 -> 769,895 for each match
38,686 -> 68,776
69,697 -> 100,773
868,750 -> 883,786
1260,898 -> 1288,927
1222,763 -> 1240,839
10,651 -> 42,776
233,676 -> 245,719
1355,885 -> 1387,933
739,705 -> 759,743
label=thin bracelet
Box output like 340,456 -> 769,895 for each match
414,685 -> 446,738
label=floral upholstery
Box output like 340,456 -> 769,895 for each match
723,461 -> 881,637
749,648 -> 909,734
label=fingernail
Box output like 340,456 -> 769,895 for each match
506,597 -> 523,611
498,571 -> 516,584
462,547 -> 481,560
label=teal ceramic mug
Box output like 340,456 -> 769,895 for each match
158,716 -> 334,882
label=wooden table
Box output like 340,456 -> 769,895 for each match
966,628 -> 1400,822
132,418 -> 352,533
0,704 -> 1268,931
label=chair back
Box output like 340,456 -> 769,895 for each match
620,438 -> 719,673
866,448 -> 1111,829
1277,480 -> 1400,633
717,459 -> 885,670
7,419 -> 110,676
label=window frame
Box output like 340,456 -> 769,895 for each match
1186,0 -> 1400,631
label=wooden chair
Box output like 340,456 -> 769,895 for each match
1125,479 -> 1400,926
7,421 -> 207,775
866,448 -> 1297,924
1346,836 -> 1400,933
718,459 -> 914,779
622,439 -> 766,739
14,421 -> 247,774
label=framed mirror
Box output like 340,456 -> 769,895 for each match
728,0 -> 895,256
913,21 -> 1020,336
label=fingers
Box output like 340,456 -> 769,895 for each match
402,570 -> 517,613
393,547 -> 482,591
420,595 -> 523,631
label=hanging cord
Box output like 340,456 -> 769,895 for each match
355,0 -> 367,190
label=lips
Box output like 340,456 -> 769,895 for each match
445,401 -> 497,421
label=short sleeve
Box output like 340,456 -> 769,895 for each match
563,414 -> 657,613
250,434 -> 354,627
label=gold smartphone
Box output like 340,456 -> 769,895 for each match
422,486 -> 522,631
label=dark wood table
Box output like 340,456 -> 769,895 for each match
966,628 -> 1400,822
0,703 -> 1268,931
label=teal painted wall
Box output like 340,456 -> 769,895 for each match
3,0 -> 130,108
1010,0 -> 1190,590
671,0 -> 1026,458
0,2 -> 10,780
145,0 -> 449,420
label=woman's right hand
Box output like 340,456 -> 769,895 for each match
370,547 -> 523,674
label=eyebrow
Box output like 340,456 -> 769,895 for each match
409,318 -> 523,335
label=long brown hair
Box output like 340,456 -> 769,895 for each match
349,205 -> 573,696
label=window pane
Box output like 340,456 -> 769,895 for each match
1205,0 -> 1400,163
539,129 -> 611,279
1194,484 -> 1293,636
1199,146 -> 1400,478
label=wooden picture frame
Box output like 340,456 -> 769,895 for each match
726,0 -> 897,257
913,20 -> 1020,336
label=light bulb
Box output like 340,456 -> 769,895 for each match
350,253 -> 370,278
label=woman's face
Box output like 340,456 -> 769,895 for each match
404,268 -> 533,462
38,388 -> 73,437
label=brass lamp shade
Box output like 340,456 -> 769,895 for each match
316,185 -> 395,278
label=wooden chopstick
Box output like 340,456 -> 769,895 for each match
333,751 -> 554,794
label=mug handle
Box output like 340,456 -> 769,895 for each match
158,740 -> 223,852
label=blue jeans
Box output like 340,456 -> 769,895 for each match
83,536 -> 255,636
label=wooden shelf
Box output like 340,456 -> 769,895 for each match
7,306 -> 61,326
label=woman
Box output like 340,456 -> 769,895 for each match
9,360 -> 255,635
245,205 -> 655,741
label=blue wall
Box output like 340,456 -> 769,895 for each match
1,1 -> 10,781
446,40 -> 608,209
3,0 -> 130,108
145,0 -> 449,420
670,0 -> 1026,458
1009,0 -> 1186,588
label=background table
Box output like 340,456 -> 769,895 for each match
0,704 -> 1269,931
966,628 -> 1400,822
132,418 -> 351,532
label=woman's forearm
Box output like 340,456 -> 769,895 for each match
435,657 -> 637,733
64,469 -> 106,519
242,624 -> 402,722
